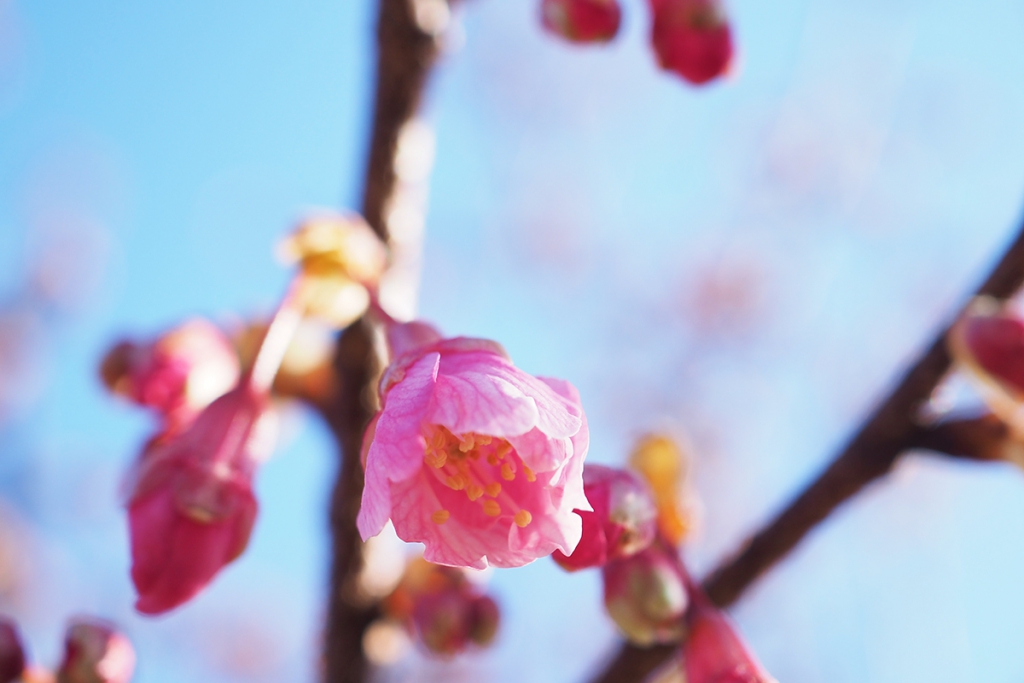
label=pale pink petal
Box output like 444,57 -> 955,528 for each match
427,366 -> 541,437
387,321 -> 443,359
508,504 -> 582,559
507,428 -> 572,474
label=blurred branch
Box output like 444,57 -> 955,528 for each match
586,218 -> 1024,683
318,1 -> 452,681
910,414 -> 1013,463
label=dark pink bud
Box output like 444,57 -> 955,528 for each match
541,0 -> 622,43
467,595 -> 500,647
0,618 -> 25,683
127,384 -> 272,615
683,593 -> 775,683
649,0 -> 733,85
411,588 -> 492,657
57,619 -> 135,683
553,465 -> 657,571
962,314 -> 1024,394
602,541 -> 688,645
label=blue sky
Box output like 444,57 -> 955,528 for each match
3,0 -> 1024,681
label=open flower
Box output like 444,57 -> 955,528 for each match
358,322 -> 590,569
57,619 -> 135,683
100,319 -> 240,427
649,0 -> 734,85
126,384 -> 273,615
552,464 -> 657,571
541,0 -> 622,43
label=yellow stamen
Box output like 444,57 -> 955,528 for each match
446,475 -> 466,491
467,483 -> 484,501
485,482 -> 502,498
500,462 -> 516,481
425,449 -> 447,468
523,465 -> 536,482
431,509 -> 450,524
514,510 -> 532,528
482,500 -> 501,517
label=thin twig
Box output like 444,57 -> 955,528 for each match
586,217 -> 1024,683
319,0 -> 450,681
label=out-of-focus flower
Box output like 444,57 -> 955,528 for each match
278,212 -> 388,328
126,384 -> 273,615
602,540 -> 688,645
234,317 -> 337,404
649,0 -> 733,85
358,321 -> 590,569
948,296 -> 1024,437
100,319 -> 240,427
629,435 -> 694,544
682,589 -> 776,683
552,465 -> 657,571
56,619 -> 135,683
541,0 -> 622,43
381,558 -> 500,657
0,617 -> 25,683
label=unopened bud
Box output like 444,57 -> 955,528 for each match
57,619 -> 135,683
602,542 -> 688,646
541,0 -> 622,43
553,465 -> 657,571
683,593 -> 776,683
649,0 -> 734,85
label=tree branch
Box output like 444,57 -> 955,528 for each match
586,217 -> 1024,683
320,1 -> 450,681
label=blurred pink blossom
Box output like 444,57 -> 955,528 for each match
541,0 -> 622,44
57,619 -> 135,683
649,0 -> 734,85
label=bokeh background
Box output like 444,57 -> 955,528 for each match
3,0 -> 1024,681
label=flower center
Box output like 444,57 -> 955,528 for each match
422,425 -> 535,528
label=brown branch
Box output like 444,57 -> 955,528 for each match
586,218 -> 1024,683
320,0 -> 451,681
910,414 -> 1013,463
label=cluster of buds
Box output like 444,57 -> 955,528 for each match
0,616 -> 134,683
379,558 -> 499,657
540,0 -> 734,85
101,210 -> 390,615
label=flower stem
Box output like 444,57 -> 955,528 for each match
249,280 -> 305,396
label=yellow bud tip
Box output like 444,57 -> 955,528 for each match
431,510 -> 450,525
467,484 -> 484,501
500,462 -> 516,481
523,465 -> 536,482
482,500 -> 501,517
514,510 -> 532,528
485,482 -> 502,498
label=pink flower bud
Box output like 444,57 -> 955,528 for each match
56,619 -> 135,683
467,595 -> 500,647
358,322 -> 590,570
541,0 -> 622,44
100,320 -> 239,426
552,465 -> 657,571
126,384 -> 272,615
649,0 -> 734,85
602,541 -> 688,645
683,593 -> 775,683
0,617 -> 26,683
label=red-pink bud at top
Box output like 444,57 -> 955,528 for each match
541,0 -> 622,44
100,320 -> 239,426
56,619 -> 135,683
126,383 -> 273,615
0,617 -> 25,683
359,321 -> 590,570
683,590 -> 776,683
602,540 -> 688,645
552,465 -> 657,571
956,300 -> 1024,395
649,0 -> 733,85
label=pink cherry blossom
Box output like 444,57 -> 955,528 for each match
126,384 -> 272,615
649,0 -> 734,85
0,617 -> 25,683
358,322 -> 591,569
553,464 -> 657,571
57,619 -> 136,683
683,586 -> 776,683
541,0 -> 622,44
